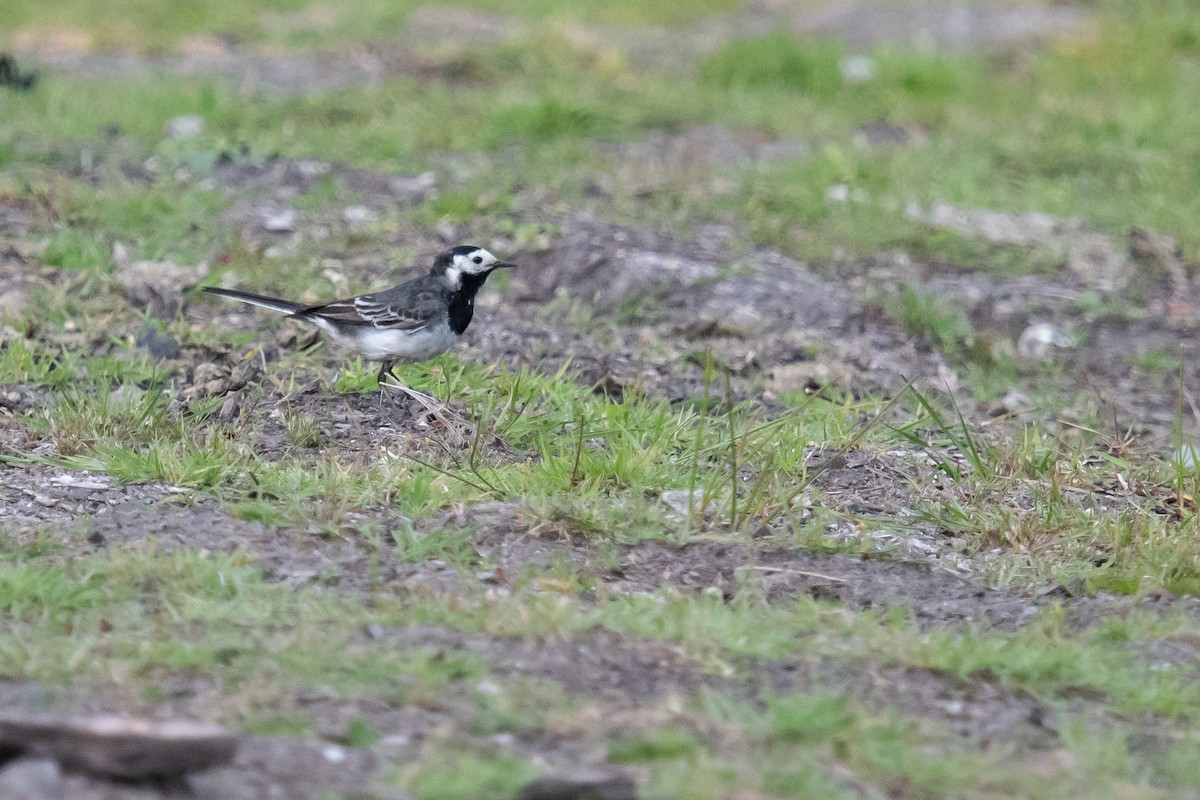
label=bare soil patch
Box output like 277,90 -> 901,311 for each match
0,462 -> 177,533
17,144 -> 1192,448
32,494 -> 1163,637
0,627 -> 1063,800
794,1 -> 1085,54
455,502 -> 1164,632
4,150 -> 1194,640
761,657 -> 1058,749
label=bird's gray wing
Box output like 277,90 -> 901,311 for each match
301,285 -> 446,331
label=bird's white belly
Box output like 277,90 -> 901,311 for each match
315,320 -> 459,363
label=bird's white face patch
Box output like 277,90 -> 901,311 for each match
440,248 -> 503,290
455,248 -> 499,276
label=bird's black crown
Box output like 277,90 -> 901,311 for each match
430,245 -> 484,273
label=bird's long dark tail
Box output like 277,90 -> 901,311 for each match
203,287 -> 306,314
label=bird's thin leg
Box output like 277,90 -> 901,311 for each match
376,361 -> 395,387
375,361 -> 393,410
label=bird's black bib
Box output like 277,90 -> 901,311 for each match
448,272 -> 489,334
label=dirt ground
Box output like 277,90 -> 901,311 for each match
3,3 -> 1200,798
4,162 -> 1197,796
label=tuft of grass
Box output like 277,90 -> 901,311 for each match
609,728 -> 699,762
1128,349 -> 1180,373
42,227 -> 113,272
283,412 -> 324,449
701,34 -> 845,98
407,753 -> 537,800
768,694 -> 855,744
887,285 -> 974,355
344,718 -> 382,749
485,97 -> 611,145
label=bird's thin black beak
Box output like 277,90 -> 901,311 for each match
494,261 -> 517,270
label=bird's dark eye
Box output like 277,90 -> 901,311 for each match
472,256 -> 483,264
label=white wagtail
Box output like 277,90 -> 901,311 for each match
204,245 -> 516,400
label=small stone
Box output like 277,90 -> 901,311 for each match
261,208 -> 296,232
519,773 -> 637,800
114,242 -> 209,318
660,489 -> 705,518
181,363 -> 232,399
193,363 -> 227,385
1067,231 -> 1130,292
685,305 -> 766,338
999,389 -> 1032,414
855,121 -> 917,150
840,54 -> 877,82
295,160 -> 331,177
228,359 -> 261,391
1016,322 -> 1072,360
925,359 -> 959,394
0,713 -> 236,779
342,205 -> 378,227
135,326 -> 181,361
46,472 -> 109,491
1129,226 -> 1182,265
164,114 -> 205,139
805,448 -> 846,472
0,384 -> 49,413
767,362 -> 844,393
217,394 -> 242,423
917,202 -> 1061,247
0,757 -> 63,800
389,171 -> 437,202
0,286 -> 29,319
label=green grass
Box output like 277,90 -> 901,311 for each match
4,523 -> 1200,799
609,728 -> 700,762
5,2 -> 1200,797
408,753 -> 537,800
0,336 -> 851,533
6,2 -> 1200,260
0,0 -> 743,52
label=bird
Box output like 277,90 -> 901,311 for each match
203,245 -> 516,402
